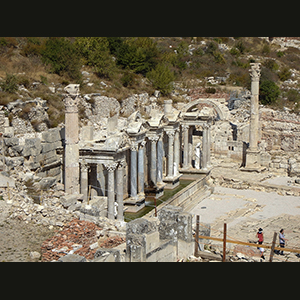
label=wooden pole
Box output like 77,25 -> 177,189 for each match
194,215 -> 200,257
223,223 -> 227,262
269,232 -> 278,262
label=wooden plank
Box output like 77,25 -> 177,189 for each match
194,215 -> 200,257
198,235 -> 300,254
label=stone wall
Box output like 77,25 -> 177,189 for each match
2,128 -> 63,180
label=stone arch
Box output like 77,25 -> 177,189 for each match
183,98 -> 229,121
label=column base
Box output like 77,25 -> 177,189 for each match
163,173 -> 182,189
123,193 -> 145,213
145,182 -> 166,199
241,150 -> 266,172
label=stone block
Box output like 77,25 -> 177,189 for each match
177,212 -> 192,242
126,217 -> 157,235
0,173 -> 15,188
41,128 -> 61,143
22,138 -> 42,157
94,248 -> 121,262
58,254 -> 86,262
42,141 -> 62,153
128,245 -> 144,262
4,137 -> 19,147
60,194 -> 83,208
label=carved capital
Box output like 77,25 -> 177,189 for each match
104,162 -> 117,172
63,96 -> 79,113
117,159 -> 126,169
166,130 -> 175,138
148,135 -> 159,143
130,142 -> 139,152
139,140 -> 146,149
249,63 -> 261,81
182,124 -> 189,131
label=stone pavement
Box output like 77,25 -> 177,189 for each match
187,166 -> 300,262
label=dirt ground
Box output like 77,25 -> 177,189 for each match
0,200 -> 56,262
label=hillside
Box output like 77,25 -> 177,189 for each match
1,37 -> 300,132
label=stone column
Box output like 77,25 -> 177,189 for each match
63,84 -> 80,194
157,136 -> 163,184
182,124 -> 189,169
138,141 -> 145,195
130,143 -> 138,199
166,131 -> 175,177
104,162 -> 117,220
80,160 -> 88,202
149,136 -> 159,185
202,123 -> 209,170
116,160 -> 125,221
174,129 -> 180,176
249,63 -> 261,151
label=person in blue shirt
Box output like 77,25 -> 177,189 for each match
279,229 -> 288,255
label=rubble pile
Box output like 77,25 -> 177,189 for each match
41,219 -> 125,262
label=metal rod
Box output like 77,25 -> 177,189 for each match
194,215 -> 200,257
223,223 -> 227,262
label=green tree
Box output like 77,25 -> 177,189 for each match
41,37 -> 81,81
146,63 -> 175,95
259,80 -> 280,105
116,37 -> 159,75
75,37 -> 117,79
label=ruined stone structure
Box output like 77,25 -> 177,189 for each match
59,88 -> 217,220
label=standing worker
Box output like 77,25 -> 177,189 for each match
256,228 -> 265,260
279,229 -> 288,255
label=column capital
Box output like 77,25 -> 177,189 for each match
138,140 -> 146,149
104,162 -> 118,172
249,63 -> 261,81
166,130 -> 175,138
182,124 -> 189,131
117,159 -> 126,169
148,135 -> 159,143
130,142 -> 139,151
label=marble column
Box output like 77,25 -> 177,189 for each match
149,136 -> 159,185
80,160 -> 88,202
249,63 -> 261,152
202,123 -> 209,170
138,142 -> 145,195
63,84 -> 80,194
174,129 -> 180,176
167,131 -> 175,177
116,160 -> 125,221
104,162 -> 117,220
157,136 -> 163,184
182,124 -> 189,169
130,143 -> 138,199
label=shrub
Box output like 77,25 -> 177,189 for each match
121,70 -> 136,87
147,63 -> 175,95
278,67 -> 291,81
0,73 -> 18,93
259,80 -> 280,105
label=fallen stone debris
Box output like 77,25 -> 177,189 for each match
41,219 -> 125,262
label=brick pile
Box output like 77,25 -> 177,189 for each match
41,218 -> 125,262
